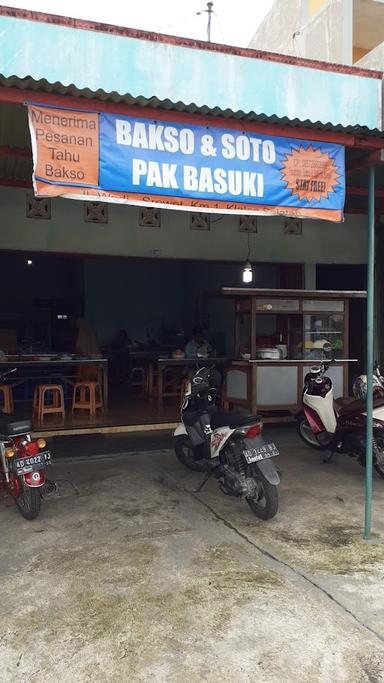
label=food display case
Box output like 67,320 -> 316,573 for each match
218,288 -> 366,420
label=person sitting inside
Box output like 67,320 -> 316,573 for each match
185,327 -> 215,358
74,317 -> 101,382
75,318 -> 101,358
109,329 -> 130,352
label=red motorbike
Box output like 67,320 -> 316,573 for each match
0,369 -> 53,519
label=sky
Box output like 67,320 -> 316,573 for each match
5,0 -> 274,47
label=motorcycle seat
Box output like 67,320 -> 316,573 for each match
338,397 -> 384,415
334,397 -> 355,409
0,416 -> 32,437
211,411 -> 261,430
338,399 -> 365,414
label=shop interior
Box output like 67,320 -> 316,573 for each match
0,251 -> 366,431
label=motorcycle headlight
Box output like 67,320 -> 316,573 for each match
5,447 -> 15,458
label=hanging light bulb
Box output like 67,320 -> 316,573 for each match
242,259 -> 253,283
242,232 -> 253,283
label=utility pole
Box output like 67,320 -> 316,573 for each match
207,2 -> 213,42
197,2 -> 214,42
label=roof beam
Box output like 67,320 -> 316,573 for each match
0,177 -> 31,188
0,145 -> 31,159
347,150 -> 384,174
344,207 -> 370,215
348,186 -> 384,198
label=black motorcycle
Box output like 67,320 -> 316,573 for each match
174,366 -> 280,520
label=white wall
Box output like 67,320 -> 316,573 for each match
356,41 -> 384,70
249,0 -> 347,64
249,0 -> 303,57
0,187 -> 367,265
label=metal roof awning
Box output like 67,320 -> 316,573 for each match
1,75 -> 383,140
0,6 -> 382,133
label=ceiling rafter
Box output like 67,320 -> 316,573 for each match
0,145 -> 31,158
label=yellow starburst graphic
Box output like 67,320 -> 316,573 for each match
281,145 -> 340,202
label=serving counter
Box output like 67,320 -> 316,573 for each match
215,288 -> 366,419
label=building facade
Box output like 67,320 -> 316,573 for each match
249,0 -> 384,69
0,7 -> 382,429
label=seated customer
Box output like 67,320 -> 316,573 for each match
109,329 -> 130,351
185,327 -> 215,358
75,318 -> 101,358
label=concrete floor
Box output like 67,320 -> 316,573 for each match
2,428 -> 384,682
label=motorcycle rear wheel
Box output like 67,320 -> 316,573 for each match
246,476 -> 278,520
15,482 -> 41,520
296,417 -> 330,450
174,436 -> 207,472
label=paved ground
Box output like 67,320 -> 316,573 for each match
2,428 -> 384,682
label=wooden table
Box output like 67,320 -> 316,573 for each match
0,358 -> 109,409
149,357 -> 228,407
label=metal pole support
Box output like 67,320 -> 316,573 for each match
364,166 -> 375,540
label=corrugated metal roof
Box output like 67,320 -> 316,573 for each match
2,75 -> 384,138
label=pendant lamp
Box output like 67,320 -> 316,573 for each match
242,232 -> 253,283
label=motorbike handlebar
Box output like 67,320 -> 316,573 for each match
0,367 -> 17,382
308,358 -> 336,380
193,363 -> 215,379
321,360 -> 333,372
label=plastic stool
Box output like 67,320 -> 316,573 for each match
34,384 -> 65,423
0,385 -> 14,414
130,367 -> 147,394
72,382 -> 103,417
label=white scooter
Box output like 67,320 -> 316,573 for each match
174,366 -> 280,520
296,361 -> 384,477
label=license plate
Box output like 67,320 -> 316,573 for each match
15,451 -> 52,475
243,442 -> 279,464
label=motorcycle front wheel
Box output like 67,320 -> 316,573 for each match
246,475 -> 278,520
15,481 -> 41,520
174,436 -> 207,472
296,417 -> 330,450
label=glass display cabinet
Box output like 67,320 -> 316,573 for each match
217,288 -> 366,421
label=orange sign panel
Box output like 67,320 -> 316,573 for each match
28,105 -> 99,187
281,145 -> 341,202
